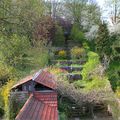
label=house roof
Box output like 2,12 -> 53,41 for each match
11,70 -> 56,90
34,70 -> 56,89
15,91 -> 58,120
12,75 -> 33,89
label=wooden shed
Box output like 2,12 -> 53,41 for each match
11,69 -> 58,120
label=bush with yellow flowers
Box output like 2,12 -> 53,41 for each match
71,46 -> 85,59
1,80 -> 15,120
116,87 -> 120,98
58,50 -> 66,59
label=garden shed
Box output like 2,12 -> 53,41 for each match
11,69 -> 58,120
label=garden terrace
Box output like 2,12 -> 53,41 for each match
60,66 -> 83,72
51,60 -> 86,65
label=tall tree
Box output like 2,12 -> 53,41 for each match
95,23 -> 111,68
64,0 -> 87,29
104,0 -> 120,25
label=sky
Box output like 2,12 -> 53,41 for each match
96,0 -> 105,7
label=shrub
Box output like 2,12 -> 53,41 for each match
71,46 -> 85,59
58,50 -> 67,59
81,51 -> 100,80
0,34 -> 30,68
0,63 -> 11,86
33,16 -> 55,44
52,24 -> 65,46
70,24 -> 85,44
1,80 -> 15,120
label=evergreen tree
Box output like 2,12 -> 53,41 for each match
95,22 -> 112,67
95,23 -> 110,57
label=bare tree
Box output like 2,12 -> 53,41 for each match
104,0 -> 120,25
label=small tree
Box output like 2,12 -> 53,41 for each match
0,34 -> 30,68
95,23 -> 112,68
70,24 -> 86,44
52,24 -> 65,46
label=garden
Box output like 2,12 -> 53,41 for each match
0,0 -> 120,120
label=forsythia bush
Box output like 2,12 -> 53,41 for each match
71,46 -> 85,59
1,80 -> 15,120
116,88 -> 120,98
48,67 -> 67,75
58,50 -> 66,59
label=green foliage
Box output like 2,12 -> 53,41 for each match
74,51 -> 109,92
1,80 -> 15,120
59,112 -> 67,120
71,46 -> 86,59
0,34 -> 30,68
111,34 -> 120,60
107,61 -> 120,91
70,24 -> 86,44
0,90 -> 4,118
84,76 -> 109,91
53,24 -> 65,46
74,75 -> 109,92
81,51 -> 100,80
27,42 -> 49,68
95,23 -> 112,58
9,97 -> 26,120
108,99 -> 120,120
0,0 -> 45,37
0,63 -> 14,85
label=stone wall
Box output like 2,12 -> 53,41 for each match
9,92 -> 30,120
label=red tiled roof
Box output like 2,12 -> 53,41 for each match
15,92 -> 58,120
11,75 -> 33,89
11,70 -> 56,90
34,71 -> 56,90
34,92 -> 57,106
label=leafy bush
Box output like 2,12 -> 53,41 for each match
59,112 -> 67,120
107,61 -> 120,91
27,42 -> 49,68
1,80 -> 15,120
33,16 -> 55,44
74,76 -> 109,91
71,46 -> 85,59
0,63 -> 11,85
0,34 -> 30,68
81,51 -> 100,80
0,91 -> 4,118
58,50 -> 67,59
70,24 -> 85,44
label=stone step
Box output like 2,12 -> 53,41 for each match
67,74 -> 82,81
51,60 -> 86,65
60,66 -> 83,72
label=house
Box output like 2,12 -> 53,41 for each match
11,69 -> 58,120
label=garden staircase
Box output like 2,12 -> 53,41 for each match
51,40 -> 112,119
51,40 -> 88,118
51,39 -> 87,82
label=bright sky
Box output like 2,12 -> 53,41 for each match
96,0 -> 105,7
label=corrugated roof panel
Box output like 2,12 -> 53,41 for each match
11,70 -> 56,90
34,70 -> 56,90
11,75 -> 33,89
15,92 -> 58,120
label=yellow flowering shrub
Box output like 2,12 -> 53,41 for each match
48,67 -> 67,75
116,88 -> 120,98
71,46 -> 85,59
58,50 -> 66,59
1,80 -> 15,119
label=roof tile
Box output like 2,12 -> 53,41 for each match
15,92 -> 58,120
